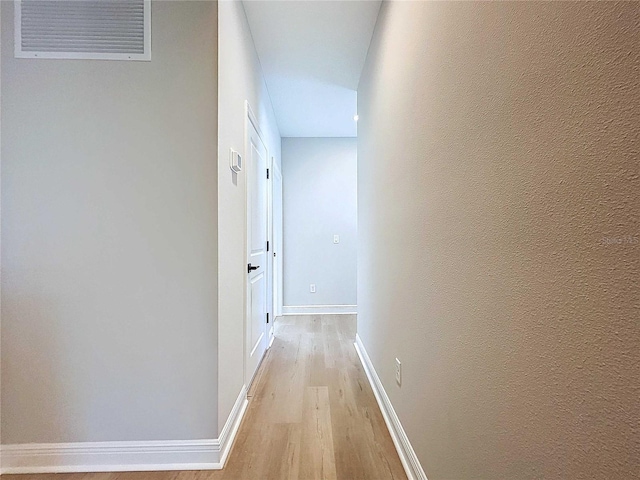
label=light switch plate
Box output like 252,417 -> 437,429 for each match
230,149 -> 242,173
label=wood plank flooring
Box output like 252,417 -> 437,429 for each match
6,315 -> 407,480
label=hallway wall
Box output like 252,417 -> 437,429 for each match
357,2 -> 639,479
1,1 -> 219,443
282,138 -> 357,311
217,0 -> 281,434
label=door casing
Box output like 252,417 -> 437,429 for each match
244,102 -> 269,389
271,160 -> 283,319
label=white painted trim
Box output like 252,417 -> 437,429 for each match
354,334 -> 428,480
217,385 -> 249,468
0,440 -> 219,474
282,305 -> 357,315
244,99 -> 270,388
271,160 -> 283,318
268,325 -> 275,348
0,386 -> 249,474
245,100 -> 265,144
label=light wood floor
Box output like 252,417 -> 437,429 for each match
7,315 -> 407,480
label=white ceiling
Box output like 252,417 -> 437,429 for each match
243,0 -> 382,137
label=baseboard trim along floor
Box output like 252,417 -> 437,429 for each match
217,385 -> 249,469
354,333 -> 428,480
0,386 -> 249,474
282,304 -> 357,315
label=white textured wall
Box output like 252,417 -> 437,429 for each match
217,0 -> 281,434
282,137 -> 357,307
1,1 -> 219,443
358,2 -> 639,479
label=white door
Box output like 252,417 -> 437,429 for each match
272,162 -> 284,318
245,108 -> 269,386
266,158 -> 274,344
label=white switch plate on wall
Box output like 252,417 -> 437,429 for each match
230,148 -> 242,172
310,284 -> 316,293
395,358 -> 402,386
333,235 -> 340,244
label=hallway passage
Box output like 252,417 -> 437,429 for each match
226,314 -> 406,479
6,315 -> 407,480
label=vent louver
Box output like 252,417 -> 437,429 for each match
15,0 -> 151,61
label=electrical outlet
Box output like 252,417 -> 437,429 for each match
395,358 -> 402,386
310,284 -> 316,293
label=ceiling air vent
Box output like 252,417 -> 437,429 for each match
15,0 -> 151,61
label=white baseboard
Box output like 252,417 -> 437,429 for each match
354,334 -> 428,480
217,384 -> 248,468
0,440 -> 220,474
0,386 -> 248,474
282,304 -> 357,315
268,326 -> 275,348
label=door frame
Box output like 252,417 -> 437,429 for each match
244,101 -> 270,388
266,156 -> 274,346
270,159 -> 283,320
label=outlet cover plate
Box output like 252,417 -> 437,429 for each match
395,358 -> 402,386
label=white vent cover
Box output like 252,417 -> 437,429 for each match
15,0 -> 151,61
